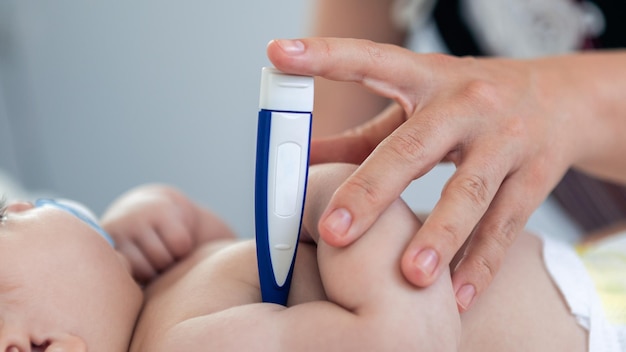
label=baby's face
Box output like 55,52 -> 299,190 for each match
0,202 -> 142,351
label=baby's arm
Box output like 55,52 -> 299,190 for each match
301,163 -> 461,349
101,184 -> 236,283
135,164 -> 461,351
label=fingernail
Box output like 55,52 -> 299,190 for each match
413,248 -> 439,277
275,39 -> 305,54
456,284 -> 476,310
324,208 -> 352,238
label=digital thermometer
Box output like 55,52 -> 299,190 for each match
255,67 -> 314,305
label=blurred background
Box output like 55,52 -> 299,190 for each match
0,1 -> 316,237
0,1 -> 577,239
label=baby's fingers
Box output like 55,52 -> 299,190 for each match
135,228 -> 177,272
117,243 -> 158,283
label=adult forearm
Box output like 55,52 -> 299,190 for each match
539,50 -> 626,183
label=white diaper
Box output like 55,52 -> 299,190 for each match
542,235 -> 625,352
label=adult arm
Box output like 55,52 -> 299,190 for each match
267,37 -> 626,310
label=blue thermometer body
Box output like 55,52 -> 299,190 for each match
255,67 -> 314,305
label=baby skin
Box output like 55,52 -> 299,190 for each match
106,164 -> 587,351
0,182 -> 235,351
0,200 -> 143,351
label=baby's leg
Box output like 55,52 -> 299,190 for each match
459,232 -> 587,351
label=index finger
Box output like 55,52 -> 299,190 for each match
318,101 -> 471,247
267,38 -> 436,114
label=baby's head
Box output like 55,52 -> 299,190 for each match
0,198 -> 142,351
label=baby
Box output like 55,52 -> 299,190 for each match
0,184 -> 232,351
106,163 -> 609,351
1,162 -> 621,350
0,198 -> 142,351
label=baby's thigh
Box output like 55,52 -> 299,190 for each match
460,233 -> 586,352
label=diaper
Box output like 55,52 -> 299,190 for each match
577,232 -> 626,349
542,235 -> 625,352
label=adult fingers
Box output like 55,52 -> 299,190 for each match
317,102 -> 470,247
310,135 -> 371,165
399,139 -> 516,290
267,38 -> 434,114
450,165 -> 555,311
310,103 -> 406,165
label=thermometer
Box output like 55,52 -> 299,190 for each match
255,67 -> 314,305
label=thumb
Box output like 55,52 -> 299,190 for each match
311,103 -> 406,165
310,134 -> 371,165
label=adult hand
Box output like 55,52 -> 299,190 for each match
266,37 -> 602,311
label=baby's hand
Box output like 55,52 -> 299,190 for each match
101,184 -> 234,283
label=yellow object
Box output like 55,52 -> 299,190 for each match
577,232 -> 626,325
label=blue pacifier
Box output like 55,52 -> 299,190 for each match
34,198 -> 115,247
